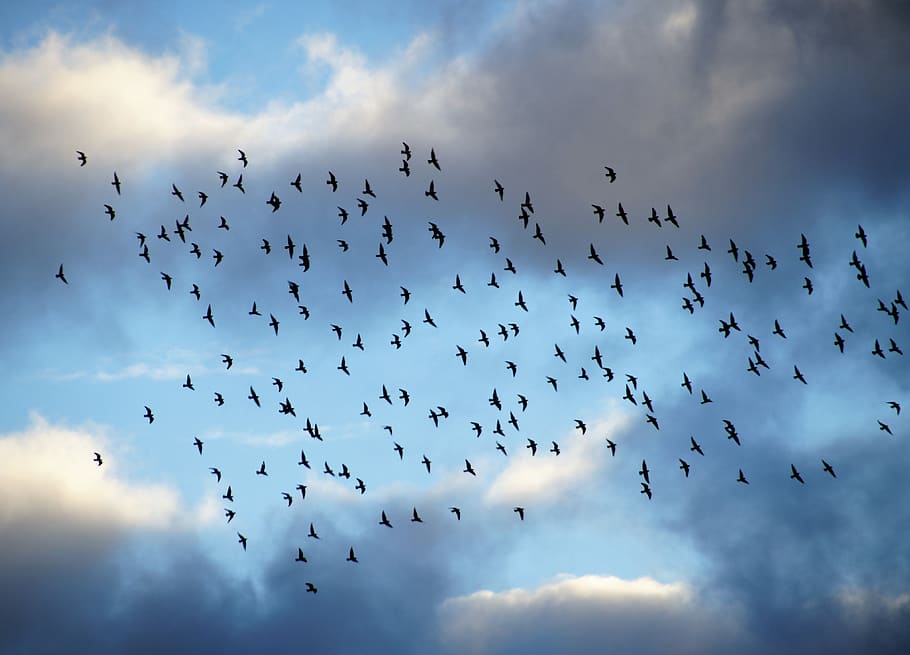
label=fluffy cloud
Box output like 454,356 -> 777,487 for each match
439,574 -> 742,654
0,413 -> 184,534
484,405 -> 632,506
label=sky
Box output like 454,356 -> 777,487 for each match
1,0 -> 909,652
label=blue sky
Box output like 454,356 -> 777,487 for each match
1,1 -> 909,653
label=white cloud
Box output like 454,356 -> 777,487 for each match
0,32 -> 245,171
484,405 -> 632,506
438,573 -> 741,655
0,414 -> 182,532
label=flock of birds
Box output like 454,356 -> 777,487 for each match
62,144 -> 904,593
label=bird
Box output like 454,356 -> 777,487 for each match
878,420 -> 893,435
305,582 -> 317,594
111,171 -> 121,195
295,485 -> 307,500
326,171 -> 338,192
209,467 -> 222,482
171,183 -> 184,202
223,486 -> 233,502
76,150 -> 87,166
463,459 -> 476,476
237,149 -> 248,167
588,243 -> 604,266
888,401 -> 902,415
772,320 -> 786,339
616,202 -> 629,225
604,166 -> 616,183
143,406 -> 154,423
401,141 -> 412,160
428,148 -> 441,170
217,171 -> 228,187
592,204 -> 605,222
611,274 -> 623,297
624,327 -> 637,345
308,523 -> 319,539
256,461 -> 268,476
193,437 -> 203,454
679,459 -> 690,477
526,438 -> 538,456
248,387 -> 260,407
690,436 -> 704,456
639,460 -> 651,484
450,507 -> 461,520
291,173 -> 302,192
550,442 -> 560,456
640,483 -> 652,499
681,373 -> 692,394
268,314 -> 280,335
346,547 -> 358,563
104,204 -> 116,221
513,507 -> 525,520
233,174 -> 245,193
425,179 -> 438,201
203,304 -> 215,328
834,333 -> 845,353
793,366 -> 807,384
790,464 -> 804,484
92,452 -> 102,466
55,264 -> 68,284
295,548 -> 307,563
282,492 -> 293,507
238,533 -> 247,550
648,207 -> 662,227
737,469 -> 749,484
822,460 -> 836,478
605,439 -> 617,456
872,339 -> 886,359
380,511 -> 393,527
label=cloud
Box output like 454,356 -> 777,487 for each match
484,404 -> 632,506
0,413 -> 182,535
439,574 -> 741,655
